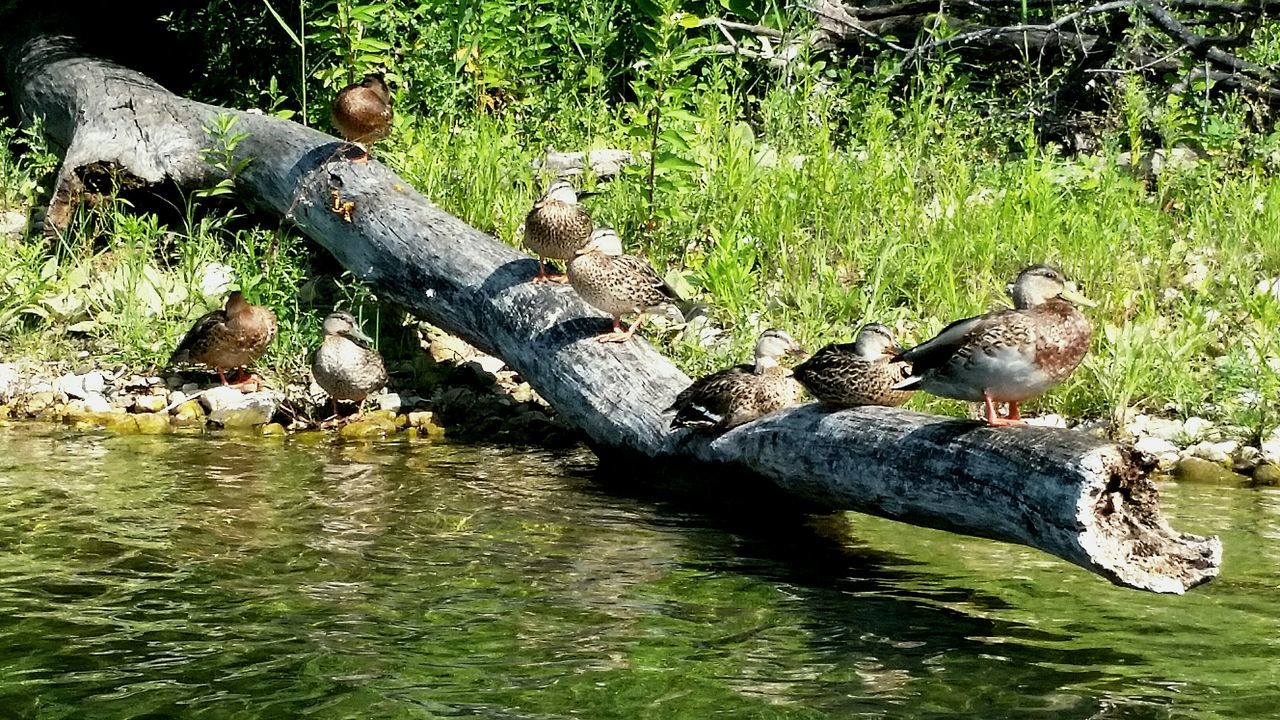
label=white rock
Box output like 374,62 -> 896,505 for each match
1186,440 -> 1239,464
0,210 -> 25,236
167,390 -> 188,407
200,385 -> 245,413
1134,436 -> 1181,468
1181,417 -> 1215,443
53,373 -> 86,400
1024,413 -> 1068,429
0,363 -> 18,402
82,392 -> 113,414
471,355 -> 506,375
81,371 -> 106,395
198,262 -> 235,298
181,383 -> 200,394
1261,429 -> 1280,465
1256,277 -> 1280,303
1142,416 -> 1185,442
375,392 -> 402,413
208,392 -> 281,427
134,394 -> 168,413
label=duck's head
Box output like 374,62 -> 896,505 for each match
1007,265 -> 1096,309
852,322 -> 902,359
542,179 -> 580,205
577,227 -> 624,256
224,291 -> 249,314
322,311 -> 374,344
755,328 -> 806,365
361,71 -> 390,97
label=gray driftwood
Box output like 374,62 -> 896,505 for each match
4,32 -> 1221,593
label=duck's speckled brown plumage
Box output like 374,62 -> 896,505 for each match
794,344 -> 913,408
895,265 -> 1093,424
331,73 -> 393,147
668,329 -> 804,432
669,365 -> 798,431
569,252 -> 675,318
170,292 -> 277,376
311,313 -> 388,404
524,198 -> 592,262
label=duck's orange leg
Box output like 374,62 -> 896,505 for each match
983,391 -> 1023,427
596,316 -> 630,343
533,258 -> 568,284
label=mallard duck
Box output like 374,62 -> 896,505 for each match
311,311 -> 388,423
893,264 -> 1095,426
567,227 -> 678,343
794,323 -> 913,408
331,72 -> 393,161
669,329 -> 805,432
170,291 -> 277,387
523,179 -> 593,283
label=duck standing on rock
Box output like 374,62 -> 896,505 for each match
331,72 -> 393,161
794,323 -> 914,408
523,179 -> 593,283
170,291 -> 277,389
568,227 -> 679,343
311,311 -> 388,425
893,264 -> 1095,426
669,329 -> 806,432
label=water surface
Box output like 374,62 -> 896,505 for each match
0,424 -> 1276,719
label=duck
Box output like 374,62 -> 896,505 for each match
794,323 -> 914,408
170,291 -> 277,388
567,227 -> 679,343
523,179 -> 594,283
311,311 -> 388,423
892,264 -> 1095,426
331,72 -> 393,161
668,328 -> 806,432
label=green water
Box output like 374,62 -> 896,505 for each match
0,425 -> 1276,719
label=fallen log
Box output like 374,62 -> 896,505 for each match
3,31 -> 1221,593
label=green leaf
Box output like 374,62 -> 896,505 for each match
260,0 -> 303,47
653,152 -> 701,173
676,13 -> 702,29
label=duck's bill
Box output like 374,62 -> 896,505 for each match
350,327 -> 375,344
788,346 -> 808,357
1060,286 -> 1097,307
884,345 -> 905,356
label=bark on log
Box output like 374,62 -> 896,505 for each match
3,31 -> 1222,593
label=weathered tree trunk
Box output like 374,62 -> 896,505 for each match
3,31 -> 1221,593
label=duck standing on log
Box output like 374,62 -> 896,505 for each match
330,72 -> 393,161
568,227 -> 679,343
668,328 -> 806,432
169,291 -> 277,389
892,264 -> 1095,426
523,179 -> 594,283
794,323 -> 914,408
311,311 -> 388,425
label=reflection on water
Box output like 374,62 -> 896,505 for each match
0,425 -> 1276,719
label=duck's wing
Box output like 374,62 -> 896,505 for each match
616,255 -> 680,305
896,311 -> 1004,373
668,364 -> 754,429
169,308 -> 227,364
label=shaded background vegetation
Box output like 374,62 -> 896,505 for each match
0,0 -> 1278,440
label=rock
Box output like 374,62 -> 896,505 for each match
208,392 -> 280,428
133,394 -> 168,413
167,390 -> 187,407
0,363 -> 17,403
104,413 -> 170,435
1261,429 -> 1280,465
428,332 -> 480,364
181,383 -> 200,395
0,209 -> 25,236
470,355 -> 506,375
1257,277 -> 1280,303
1250,463 -> 1280,488
1186,440 -> 1238,465
1141,416 -> 1184,442
1134,436 -> 1180,468
53,373 -> 85,400
23,391 -> 55,416
1233,446 -> 1262,474
339,416 -> 397,439
132,413 -> 172,434
375,392 -> 402,413
173,401 -> 205,426
166,375 -> 184,389
81,371 -> 106,395
198,262 -> 235,298
82,392 -> 114,414
1171,457 -> 1244,484
1181,417 -> 1214,443
200,385 -> 245,413
260,423 -> 287,437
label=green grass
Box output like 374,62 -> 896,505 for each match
1,50 -> 1278,444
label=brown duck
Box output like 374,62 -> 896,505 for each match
567,227 -> 679,343
331,72 -> 393,161
668,329 -> 805,432
893,264 -> 1094,426
523,179 -> 593,283
794,323 -> 914,408
170,291 -> 277,387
